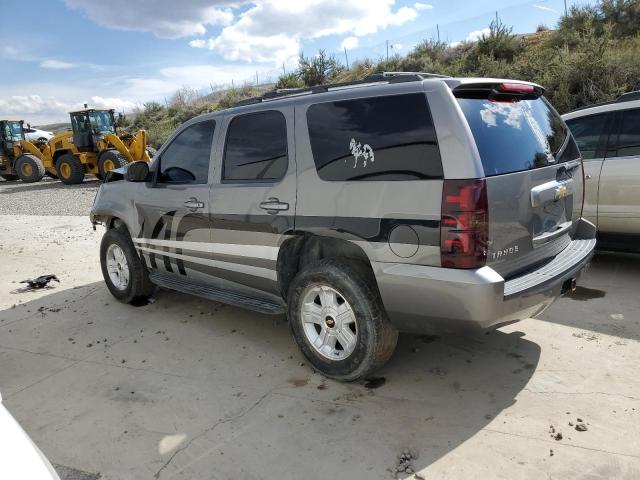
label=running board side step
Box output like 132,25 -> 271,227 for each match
149,272 -> 285,315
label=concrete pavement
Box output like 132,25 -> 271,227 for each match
0,215 -> 638,479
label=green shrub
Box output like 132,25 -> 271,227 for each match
275,72 -> 303,89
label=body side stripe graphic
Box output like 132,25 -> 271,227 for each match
133,239 -> 280,261
136,246 -> 278,281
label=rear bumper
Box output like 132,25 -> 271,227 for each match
373,218 -> 597,334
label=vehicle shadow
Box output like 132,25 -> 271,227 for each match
0,281 -> 540,479
539,250 -> 640,341
0,177 -> 99,194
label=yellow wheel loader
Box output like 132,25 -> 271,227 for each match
47,108 -> 152,185
0,120 -> 48,183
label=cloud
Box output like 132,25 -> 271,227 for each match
122,64 -> 278,98
466,27 -> 491,42
63,0 -> 234,39
0,94 -> 136,119
413,2 -> 433,10
190,0 -> 418,64
533,4 -> 559,13
40,60 -> 75,69
188,39 -> 207,48
341,36 -> 359,51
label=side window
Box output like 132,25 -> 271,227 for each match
565,113 -> 608,160
615,108 -> 640,157
306,93 -> 442,181
223,111 -> 288,182
159,120 -> 215,184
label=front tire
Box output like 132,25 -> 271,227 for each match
287,259 -> 398,381
98,150 -> 128,179
15,154 -> 45,183
56,154 -> 85,185
100,226 -> 154,304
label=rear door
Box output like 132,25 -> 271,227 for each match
134,120 -> 216,284
455,85 -> 583,278
208,107 -> 296,299
597,107 -> 640,234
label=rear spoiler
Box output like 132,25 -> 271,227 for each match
452,82 -> 544,102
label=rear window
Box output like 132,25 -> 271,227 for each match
457,97 -> 576,176
306,93 -> 443,181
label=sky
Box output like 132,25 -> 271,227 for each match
0,0 -> 596,124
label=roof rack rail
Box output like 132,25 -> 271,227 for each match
233,71 -> 447,107
617,90 -> 640,103
364,71 -> 448,81
569,90 -> 640,113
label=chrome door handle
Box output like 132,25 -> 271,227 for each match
183,197 -> 205,210
259,197 -> 289,214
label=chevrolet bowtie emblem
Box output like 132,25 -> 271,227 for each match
555,185 -> 568,200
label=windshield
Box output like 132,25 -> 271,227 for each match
4,122 -> 24,142
89,111 -> 115,134
457,96 -> 570,176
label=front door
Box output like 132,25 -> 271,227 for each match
209,107 -> 296,299
598,107 -> 640,235
565,112 -> 613,227
133,119 -> 216,284
70,113 -> 94,151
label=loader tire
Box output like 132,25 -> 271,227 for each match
1,174 -> 19,181
56,154 -> 85,185
15,154 -> 45,183
98,150 -> 128,179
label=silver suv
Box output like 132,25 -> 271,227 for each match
563,92 -> 640,249
91,73 -> 596,380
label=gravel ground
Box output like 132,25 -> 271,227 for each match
0,176 -> 99,215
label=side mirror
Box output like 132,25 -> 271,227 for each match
123,161 -> 150,182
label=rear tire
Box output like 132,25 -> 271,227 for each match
100,225 -> 154,304
98,150 -> 128,179
15,154 -> 45,183
1,174 -> 19,181
56,154 -> 85,185
287,258 -> 398,381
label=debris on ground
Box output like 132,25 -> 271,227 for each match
575,423 -> 588,432
393,448 -> 417,477
364,377 -> 386,389
19,274 -> 59,289
549,425 -> 562,441
550,449 -> 554,457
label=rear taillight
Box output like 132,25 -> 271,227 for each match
499,82 -> 535,93
440,179 -> 489,269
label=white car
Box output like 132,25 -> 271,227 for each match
0,391 -> 60,480
563,91 -> 640,250
23,125 -> 53,143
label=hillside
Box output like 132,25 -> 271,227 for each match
125,1 -> 640,148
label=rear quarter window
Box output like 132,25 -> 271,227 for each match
306,93 -> 443,181
457,96 -> 578,176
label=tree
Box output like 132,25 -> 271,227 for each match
297,50 -> 343,86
